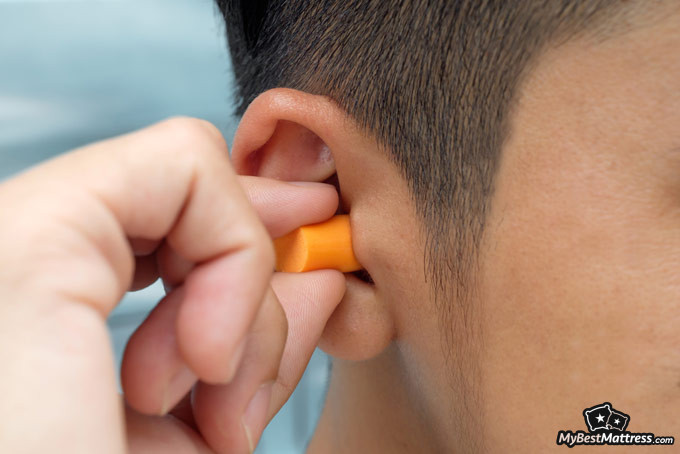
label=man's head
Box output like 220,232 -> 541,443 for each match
220,0 -> 651,295
217,1 -> 680,451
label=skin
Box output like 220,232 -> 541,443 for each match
0,9 -> 677,454
307,9 -> 680,454
0,118 -> 346,453
480,14 -> 680,452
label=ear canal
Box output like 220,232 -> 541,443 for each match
242,120 -> 337,182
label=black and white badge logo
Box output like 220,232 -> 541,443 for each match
583,402 -> 629,432
556,402 -> 674,448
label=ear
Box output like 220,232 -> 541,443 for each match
231,88 -> 395,361
231,89 -> 338,182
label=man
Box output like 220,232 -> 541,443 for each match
218,1 -> 680,451
0,1 -> 677,453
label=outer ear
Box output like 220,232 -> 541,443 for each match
231,88 -> 395,362
231,89 -> 338,182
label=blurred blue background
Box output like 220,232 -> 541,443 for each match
0,1 -> 330,452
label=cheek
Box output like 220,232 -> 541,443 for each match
479,146 -> 680,448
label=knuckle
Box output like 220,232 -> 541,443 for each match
159,117 -> 228,157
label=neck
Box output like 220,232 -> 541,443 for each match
306,345 -> 438,454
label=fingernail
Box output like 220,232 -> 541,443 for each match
241,383 -> 273,453
161,366 -> 196,415
226,338 -> 247,382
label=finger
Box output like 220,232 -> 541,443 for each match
155,178 -> 339,291
124,404 -> 212,454
121,287 -> 197,416
80,118 -> 275,384
192,286 -> 287,454
0,118 -> 270,451
191,270 -> 344,453
238,176 -> 339,238
268,271 -> 345,414
143,177 -> 338,413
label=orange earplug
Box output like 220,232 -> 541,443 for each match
274,214 -> 362,273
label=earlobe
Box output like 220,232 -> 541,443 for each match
231,87 -> 396,362
318,275 -> 395,361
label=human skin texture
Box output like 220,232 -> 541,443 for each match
478,13 -> 680,452
0,118 -> 347,454
292,11 -> 679,454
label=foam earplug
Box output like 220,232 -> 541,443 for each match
274,214 -> 362,273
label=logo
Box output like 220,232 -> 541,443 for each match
583,402 -> 629,432
556,402 -> 675,448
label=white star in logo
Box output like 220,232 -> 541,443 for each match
614,418 -> 620,425
596,414 -> 605,423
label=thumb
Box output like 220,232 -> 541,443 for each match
187,269 -> 345,454
268,270 -> 345,416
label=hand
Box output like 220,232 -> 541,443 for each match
0,118 -> 346,453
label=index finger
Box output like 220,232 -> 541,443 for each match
67,117 -> 274,383
0,117 -> 276,451
237,176 -> 339,238
153,174 -> 339,293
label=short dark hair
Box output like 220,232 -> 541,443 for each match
216,0 -> 643,301
216,1 -> 652,449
